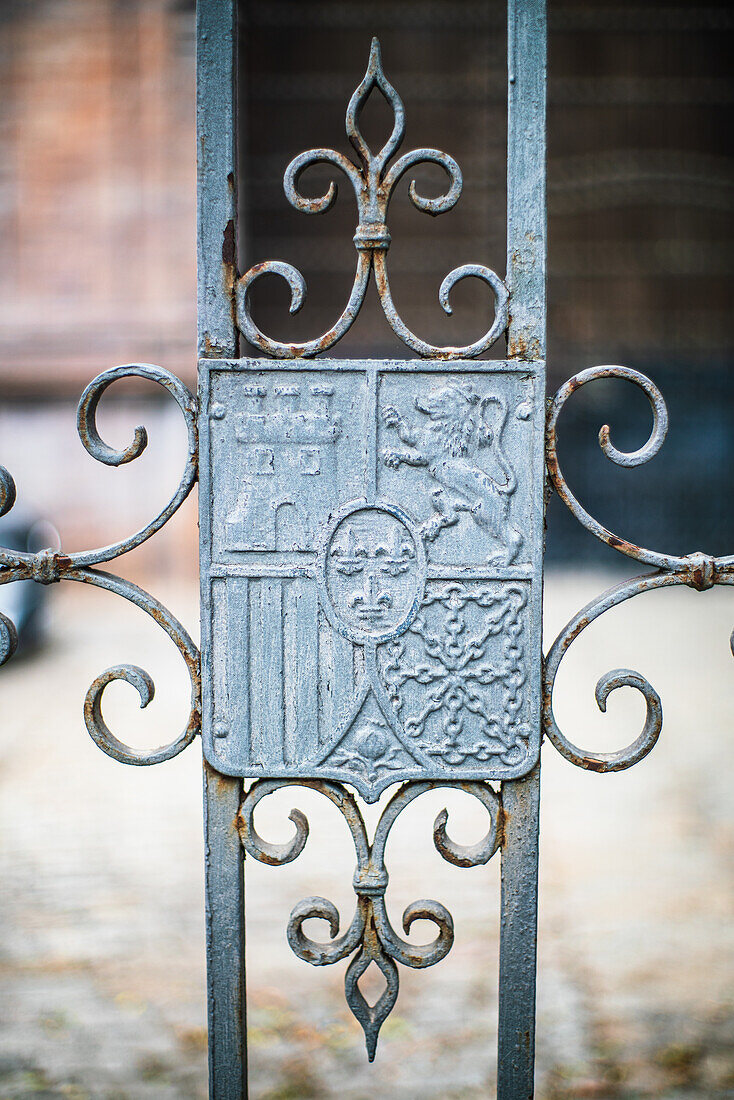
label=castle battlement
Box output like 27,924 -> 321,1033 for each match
235,383 -> 341,445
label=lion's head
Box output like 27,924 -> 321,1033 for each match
414,382 -> 483,457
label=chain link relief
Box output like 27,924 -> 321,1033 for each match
0,363 -> 201,765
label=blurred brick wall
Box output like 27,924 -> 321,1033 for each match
0,0 -> 196,392
0,0 -> 196,577
0,0 -> 731,577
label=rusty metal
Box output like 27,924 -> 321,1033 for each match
198,24 -> 546,1084
236,38 -> 509,360
0,363 -> 201,764
3,0 -> 731,1096
238,778 -> 500,1060
543,364 -> 733,772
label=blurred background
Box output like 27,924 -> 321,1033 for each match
0,1 -> 732,1097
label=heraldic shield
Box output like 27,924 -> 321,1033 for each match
201,358 -> 545,800
200,358 -> 545,802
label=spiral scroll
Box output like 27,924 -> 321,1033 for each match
236,37 -> 510,360
0,364 -> 200,765
544,365 -> 733,772
238,778 -> 501,1059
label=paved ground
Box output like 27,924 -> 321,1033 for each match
0,571 -> 732,1099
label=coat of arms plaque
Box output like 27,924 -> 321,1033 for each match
200,358 -> 544,801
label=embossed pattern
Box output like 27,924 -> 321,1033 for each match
380,583 -> 528,768
236,39 -> 509,359
200,359 -> 545,800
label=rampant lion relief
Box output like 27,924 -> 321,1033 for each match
381,381 -> 524,564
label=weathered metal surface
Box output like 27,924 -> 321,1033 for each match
0,364 -> 201,764
203,762 -> 246,1100
497,2 -> 546,1096
498,767 -> 540,1100
236,38 -> 509,360
15,0 -> 732,1094
199,357 -> 545,800
196,2 -> 248,1097
238,778 -> 500,1059
544,364 -> 733,774
196,0 -> 238,360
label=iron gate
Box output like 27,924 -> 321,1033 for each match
1,1 -> 732,1097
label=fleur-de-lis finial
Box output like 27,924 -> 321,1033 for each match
236,38 -> 509,359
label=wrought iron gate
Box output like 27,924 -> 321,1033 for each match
1,1 -> 731,1097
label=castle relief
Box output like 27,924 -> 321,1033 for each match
225,381 -> 342,552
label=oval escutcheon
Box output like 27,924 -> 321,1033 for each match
317,500 -> 426,645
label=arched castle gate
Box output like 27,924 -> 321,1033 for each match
1,1 -> 731,1097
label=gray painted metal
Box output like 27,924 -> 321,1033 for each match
235,37 -> 509,360
196,20 -> 548,1060
196,2 -> 247,1097
497,2 -> 546,1096
199,357 -> 545,801
0,0 -> 730,1094
239,777 -> 501,1061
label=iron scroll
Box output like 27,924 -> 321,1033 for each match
0,363 -> 201,765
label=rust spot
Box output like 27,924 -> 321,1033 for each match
508,331 -> 542,361
508,333 -> 528,359
222,219 -> 236,266
203,333 -> 227,358
582,758 -> 607,773
498,804 -> 509,847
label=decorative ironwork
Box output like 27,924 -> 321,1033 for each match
543,365 -> 734,772
238,777 -> 501,1059
236,38 -> 509,359
199,358 -> 545,799
0,363 -> 201,765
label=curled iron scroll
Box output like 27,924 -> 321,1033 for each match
238,778 -> 501,1059
0,364 -> 201,765
236,38 -> 509,360
544,365 -> 733,772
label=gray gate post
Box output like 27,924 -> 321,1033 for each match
196,2 -> 247,1096
498,3 -> 546,1097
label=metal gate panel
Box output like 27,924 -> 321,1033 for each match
195,3 -> 548,1084
2,0 -> 730,1096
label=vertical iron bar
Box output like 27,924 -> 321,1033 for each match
196,1 -> 246,1097
499,0 -> 546,1097
498,767 -> 541,1099
203,762 -> 247,1098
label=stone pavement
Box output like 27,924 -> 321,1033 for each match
0,571 -> 732,1099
